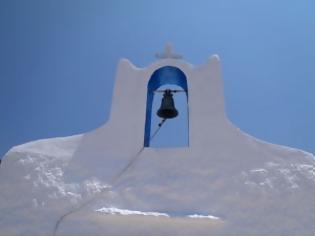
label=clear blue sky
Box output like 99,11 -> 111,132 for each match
1,0 -> 315,158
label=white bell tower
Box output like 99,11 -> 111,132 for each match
67,44 -> 227,181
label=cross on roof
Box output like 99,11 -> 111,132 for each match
155,43 -> 183,59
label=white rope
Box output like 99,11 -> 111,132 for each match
53,119 -> 167,236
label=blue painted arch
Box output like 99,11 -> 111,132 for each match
144,66 -> 188,147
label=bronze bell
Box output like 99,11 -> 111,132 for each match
157,89 -> 178,119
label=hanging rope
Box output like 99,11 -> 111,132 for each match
53,119 -> 167,236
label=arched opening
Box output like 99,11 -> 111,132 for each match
144,66 -> 189,147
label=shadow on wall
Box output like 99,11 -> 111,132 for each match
58,212 -> 224,236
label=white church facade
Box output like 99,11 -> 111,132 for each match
1,45 -> 315,236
